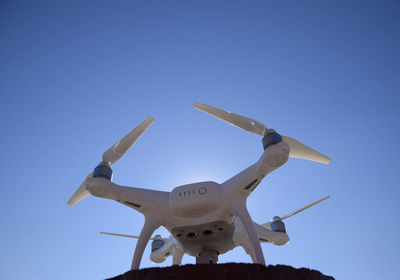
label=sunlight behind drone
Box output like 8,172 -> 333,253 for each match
173,167 -> 227,186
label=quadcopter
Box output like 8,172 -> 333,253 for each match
68,102 -> 331,270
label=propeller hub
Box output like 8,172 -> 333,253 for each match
93,164 -> 113,181
262,131 -> 282,150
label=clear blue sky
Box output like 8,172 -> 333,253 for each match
1,1 -> 399,279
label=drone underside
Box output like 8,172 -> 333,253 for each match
172,220 -> 234,258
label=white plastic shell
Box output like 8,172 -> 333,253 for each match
168,181 -> 222,218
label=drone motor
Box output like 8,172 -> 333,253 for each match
151,235 -> 165,252
93,164 -> 113,181
271,217 -> 286,233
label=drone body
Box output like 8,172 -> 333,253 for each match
68,102 -> 331,269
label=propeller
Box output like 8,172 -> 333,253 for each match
262,195 -> 330,230
66,173 -> 93,206
67,117 -> 154,206
100,232 -> 165,241
193,102 -> 331,164
102,117 -> 154,166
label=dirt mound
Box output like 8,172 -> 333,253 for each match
107,263 -> 335,280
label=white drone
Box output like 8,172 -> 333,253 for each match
68,102 -> 331,270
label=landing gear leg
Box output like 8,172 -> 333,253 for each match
233,201 -> 266,265
131,217 -> 159,270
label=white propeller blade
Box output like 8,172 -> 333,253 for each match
194,101 -> 331,164
102,117 -> 154,166
280,195 -> 330,220
282,136 -> 331,164
262,196 -> 330,230
100,232 -> 157,241
194,102 -> 267,136
67,173 -> 92,206
67,117 -> 154,206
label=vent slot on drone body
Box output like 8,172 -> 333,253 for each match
250,180 -> 262,192
245,179 -> 258,190
124,201 -> 142,208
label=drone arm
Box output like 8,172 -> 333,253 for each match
253,222 -> 289,245
222,142 -> 289,199
221,163 -> 260,198
86,177 -> 169,214
131,215 -> 160,270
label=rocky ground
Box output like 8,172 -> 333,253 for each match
107,263 -> 335,280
